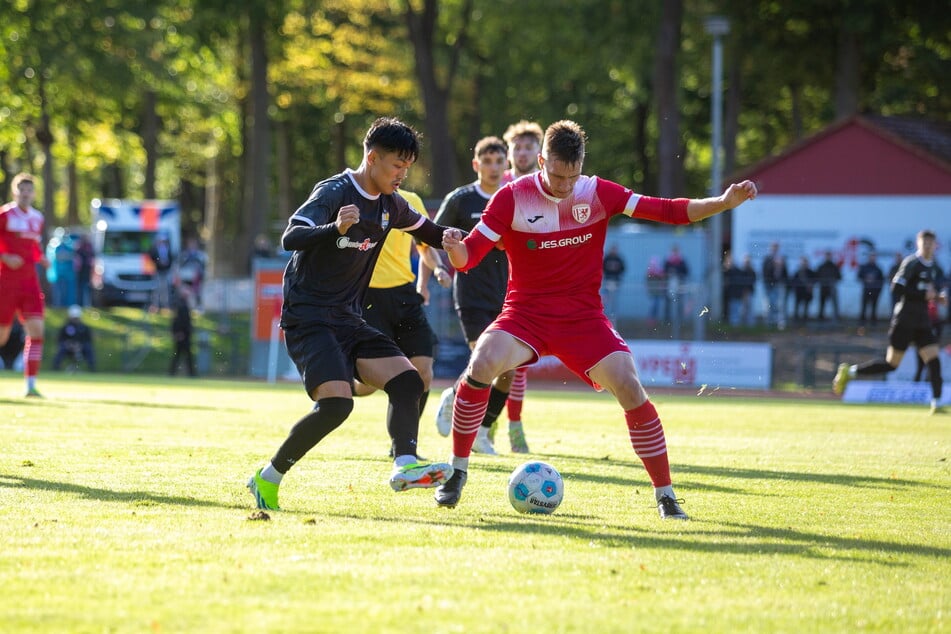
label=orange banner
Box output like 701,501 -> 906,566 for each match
253,269 -> 285,341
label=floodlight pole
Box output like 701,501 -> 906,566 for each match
704,15 -> 730,332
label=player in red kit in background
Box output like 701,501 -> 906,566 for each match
0,173 -> 49,398
436,120 -> 758,519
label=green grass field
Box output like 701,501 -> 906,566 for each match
1,373 -> 948,633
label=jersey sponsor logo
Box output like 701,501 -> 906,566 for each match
527,215 -> 544,224
572,204 -> 591,224
526,232 -> 594,250
336,236 -> 379,251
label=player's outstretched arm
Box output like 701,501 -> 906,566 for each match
686,180 -> 758,222
442,228 -> 468,269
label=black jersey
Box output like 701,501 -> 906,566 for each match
281,170 -> 440,327
434,182 -> 508,312
891,254 -> 946,328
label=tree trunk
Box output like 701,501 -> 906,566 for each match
652,0 -> 683,197
403,0 -> 462,197
141,89 -> 160,199
240,15 -> 271,275
36,74 -> 56,221
834,23 -> 860,119
204,152 -> 221,278
275,118 -> 291,220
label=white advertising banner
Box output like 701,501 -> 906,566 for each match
632,340 -> 772,389
842,381 -> 951,406
525,340 -> 773,389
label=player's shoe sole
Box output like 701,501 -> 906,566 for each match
389,462 -> 453,492
247,468 -> 280,510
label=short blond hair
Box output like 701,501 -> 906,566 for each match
503,120 -> 543,145
11,172 -> 35,193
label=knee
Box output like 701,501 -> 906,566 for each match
383,369 -> 424,402
315,397 -> 354,426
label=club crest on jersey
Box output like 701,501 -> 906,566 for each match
572,204 -> 591,224
381,210 -> 390,230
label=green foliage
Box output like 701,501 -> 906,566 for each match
0,382 -> 948,632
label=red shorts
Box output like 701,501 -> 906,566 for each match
0,275 -> 45,324
487,307 -> 630,389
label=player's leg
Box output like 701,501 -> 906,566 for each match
834,325 -> 909,395
589,351 -> 687,520
436,330 -> 532,507
22,315 -> 44,397
506,366 -> 530,453
917,339 -> 943,414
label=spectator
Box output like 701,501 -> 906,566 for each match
74,234 -> 95,307
816,250 -> 842,321
663,244 -> 689,324
762,242 -> 788,329
53,305 -> 95,371
169,293 -> 197,377
739,254 -> 758,326
177,237 -> 207,310
253,233 -> 274,259
47,228 -> 77,307
149,234 -> 174,311
645,256 -> 666,326
791,255 -> 815,322
601,244 -> 626,322
858,252 -> 885,326
723,251 -> 746,327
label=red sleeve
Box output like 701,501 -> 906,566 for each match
456,228 -> 497,273
632,196 -> 691,225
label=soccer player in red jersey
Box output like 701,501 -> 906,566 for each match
0,173 -> 49,398
499,120 -> 544,452
436,120 -> 757,519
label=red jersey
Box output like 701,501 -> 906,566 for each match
468,173 -> 689,318
0,202 -> 44,281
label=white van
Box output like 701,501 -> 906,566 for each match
90,199 -> 181,306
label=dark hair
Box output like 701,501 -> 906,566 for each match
11,172 -> 35,192
473,136 -> 507,159
919,229 -> 936,240
364,117 -> 420,162
543,120 -> 586,164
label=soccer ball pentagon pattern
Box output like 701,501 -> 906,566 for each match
507,461 -> 564,514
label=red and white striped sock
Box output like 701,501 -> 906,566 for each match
506,366 -> 527,421
625,400 -> 672,488
451,380 -> 491,458
24,337 -> 43,388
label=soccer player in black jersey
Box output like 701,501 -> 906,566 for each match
834,229 -> 947,413
247,118 -> 456,510
430,136 -> 517,455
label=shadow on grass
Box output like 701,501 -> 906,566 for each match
525,451 -> 935,492
56,397 -> 243,412
319,507 -> 949,566
0,473 -> 246,510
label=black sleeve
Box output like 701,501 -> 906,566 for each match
407,218 -> 456,249
281,219 -> 339,251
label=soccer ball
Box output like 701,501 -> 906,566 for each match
507,461 -> 564,514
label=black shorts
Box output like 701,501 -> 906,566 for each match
888,321 -> 938,351
363,283 -> 436,358
456,306 -> 501,344
283,318 -> 404,397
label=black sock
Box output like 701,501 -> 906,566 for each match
271,398 -> 353,473
928,358 -> 942,400
384,370 -> 425,457
855,359 -> 896,376
481,386 -> 509,429
418,389 -> 429,420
